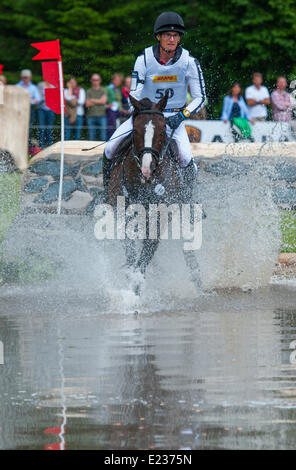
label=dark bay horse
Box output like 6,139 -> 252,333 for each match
107,92 -> 201,294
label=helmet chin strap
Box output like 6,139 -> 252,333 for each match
159,43 -> 175,54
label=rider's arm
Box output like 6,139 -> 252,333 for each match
166,57 -> 206,130
129,54 -> 146,102
186,57 -> 207,115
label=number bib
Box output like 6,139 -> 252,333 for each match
142,46 -> 189,108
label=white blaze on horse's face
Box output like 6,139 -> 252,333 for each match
142,120 -> 155,180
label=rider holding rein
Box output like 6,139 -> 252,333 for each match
103,11 -> 207,195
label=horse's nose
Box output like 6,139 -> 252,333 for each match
141,167 -> 151,180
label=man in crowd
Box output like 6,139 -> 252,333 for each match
16,69 -> 41,141
245,72 -> 270,121
85,73 -> 107,141
271,76 -> 292,122
105,73 -> 123,138
37,80 -> 55,148
0,75 -> 6,85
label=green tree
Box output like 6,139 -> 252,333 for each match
1,0 -> 296,117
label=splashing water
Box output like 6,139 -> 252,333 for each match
1,155 -> 282,313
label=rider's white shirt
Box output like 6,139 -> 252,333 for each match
105,45 -> 206,166
130,45 -> 206,116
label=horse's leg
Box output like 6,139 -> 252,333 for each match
124,238 -> 137,269
183,249 -> 202,290
136,239 -> 160,276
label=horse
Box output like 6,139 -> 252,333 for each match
107,92 -> 201,294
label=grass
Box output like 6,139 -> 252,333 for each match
0,173 -> 21,244
279,209 -> 296,253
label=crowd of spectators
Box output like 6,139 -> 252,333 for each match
221,72 -> 296,140
5,69 -> 132,150
1,68 -> 296,150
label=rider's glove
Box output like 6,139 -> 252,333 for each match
166,109 -> 191,130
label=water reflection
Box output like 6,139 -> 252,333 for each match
0,285 -> 296,449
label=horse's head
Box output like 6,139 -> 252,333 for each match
130,91 -> 169,181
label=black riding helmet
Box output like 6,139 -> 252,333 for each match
154,11 -> 185,35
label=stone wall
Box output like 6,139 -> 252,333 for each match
20,142 -> 296,214
0,86 -> 30,170
21,151 -> 104,215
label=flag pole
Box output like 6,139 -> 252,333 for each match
57,50 -> 64,215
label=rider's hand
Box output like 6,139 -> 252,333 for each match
166,109 -> 191,130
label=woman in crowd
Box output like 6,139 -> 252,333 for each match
64,77 -> 86,140
221,82 -> 254,140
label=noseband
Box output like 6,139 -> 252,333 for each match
132,109 -> 165,174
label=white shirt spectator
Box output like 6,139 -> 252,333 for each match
245,85 -> 270,119
64,88 -> 86,116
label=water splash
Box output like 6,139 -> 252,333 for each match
1,154 -> 283,311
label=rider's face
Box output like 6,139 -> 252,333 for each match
158,31 -> 180,52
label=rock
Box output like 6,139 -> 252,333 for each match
273,186 -> 296,205
33,179 -> 76,204
86,188 -> 106,215
74,176 -> 88,192
81,160 -> 102,176
82,174 -> 102,186
0,150 -> 19,173
28,159 -> 73,179
62,190 -> 93,211
24,177 -> 48,193
71,162 -> 81,178
275,163 -> 296,183
204,158 -> 251,177
89,186 -> 104,197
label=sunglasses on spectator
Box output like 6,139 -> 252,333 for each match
92,78 -> 100,81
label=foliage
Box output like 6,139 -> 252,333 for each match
0,0 -> 296,117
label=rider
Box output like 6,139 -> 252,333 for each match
103,11 -> 207,195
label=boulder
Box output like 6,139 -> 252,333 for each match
34,179 -> 76,204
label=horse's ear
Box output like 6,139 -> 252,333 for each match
156,90 -> 169,111
129,94 -> 140,111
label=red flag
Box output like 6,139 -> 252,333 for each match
45,88 -> 65,114
0,64 -> 3,74
42,61 -> 60,88
44,426 -> 63,435
41,61 -> 65,114
31,40 -> 61,61
45,442 -> 66,450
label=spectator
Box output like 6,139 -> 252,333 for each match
37,81 -> 55,148
64,77 -> 86,140
106,73 -> 123,138
221,82 -> 254,140
16,69 -> 41,142
121,76 -> 132,122
289,80 -> 296,138
0,75 -> 6,104
121,76 -> 131,110
245,72 -> 270,121
85,73 -> 107,141
271,76 -> 292,122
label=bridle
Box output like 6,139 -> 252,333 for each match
132,109 -> 166,176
